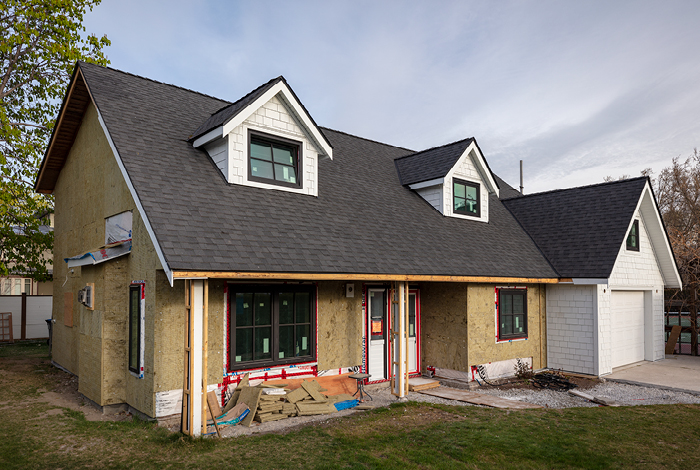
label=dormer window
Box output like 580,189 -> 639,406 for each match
453,179 -> 480,217
626,219 -> 640,251
249,131 -> 302,188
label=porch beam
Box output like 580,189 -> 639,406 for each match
172,271 -> 562,284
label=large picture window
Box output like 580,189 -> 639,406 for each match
497,288 -> 527,340
248,131 -> 302,188
229,285 -> 315,370
453,178 -> 480,217
128,282 -> 145,377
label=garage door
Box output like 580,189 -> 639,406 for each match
611,291 -> 645,368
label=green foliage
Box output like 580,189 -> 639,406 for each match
0,0 -> 110,280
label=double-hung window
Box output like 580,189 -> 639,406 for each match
626,220 -> 640,251
229,285 -> 315,370
248,131 -> 302,188
453,178 -> 480,217
497,288 -> 527,340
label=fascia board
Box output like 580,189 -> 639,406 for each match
445,141 -> 499,197
571,278 -> 609,285
80,69 -> 174,286
613,182 -> 682,289
408,178 -> 444,190
221,82 -> 333,159
192,126 -> 223,148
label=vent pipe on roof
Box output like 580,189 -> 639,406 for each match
520,160 -> 524,194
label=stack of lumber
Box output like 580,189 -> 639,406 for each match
408,377 -> 440,392
219,375 -> 359,427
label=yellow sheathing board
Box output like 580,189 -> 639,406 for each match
419,282 -> 469,373
316,281 -> 363,370
52,102 -> 162,416
466,284 -> 547,371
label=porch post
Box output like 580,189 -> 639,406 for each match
191,280 -> 204,437
391,281 -> 409,399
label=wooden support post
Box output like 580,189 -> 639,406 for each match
182,280 -> 194,436
201,279 -> 209,436
20,293 -> 27,340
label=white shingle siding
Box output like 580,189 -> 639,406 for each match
415,185 -> 442,212
546,285 -> 596,375
206,94 -> 320,196
443,151 -> 489,223
608,211 -> 666,365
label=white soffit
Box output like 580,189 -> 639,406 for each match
446,141 -> 499,197
408,178 -> 444,190
192,126 -> 224,149
221,82 -> 333,159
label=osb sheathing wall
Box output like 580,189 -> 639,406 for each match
466,284 -> 547,370
419,282 -> 547,374
420,283 -> 469,372
152,276 -> 226,399
317,282 -> 363,370
52,102 -> 162,416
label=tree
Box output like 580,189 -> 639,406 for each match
0,0 -> 110,281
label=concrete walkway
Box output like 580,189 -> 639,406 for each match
607,355 -> 700,395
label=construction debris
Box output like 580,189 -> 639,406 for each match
214,378 -> 361,431
568,389 -> 620,406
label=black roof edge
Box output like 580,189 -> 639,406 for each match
501,175 -> 648,202
393,136 -> 474,162
320,126 -> 413,152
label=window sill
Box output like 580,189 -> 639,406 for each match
496,336 -> 528,343
228,356 -> 315,372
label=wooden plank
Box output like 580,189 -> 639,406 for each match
418,388 -> 543,410
0,313 -> 13,342
172,271 -> 560,284
408,377 -> 440,391
665,325 -> 682,354
201,280 -> 208,436
237,386 -> 263,427
206,391 -> 222,419
301,380 -> 327,402
206,398 -> 221,438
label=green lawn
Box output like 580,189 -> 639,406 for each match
1,342 -> 698,469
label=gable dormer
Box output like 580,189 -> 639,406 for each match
190,77 -> 333,197
395,138 -> 499,223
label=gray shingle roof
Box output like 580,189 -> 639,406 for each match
394,138 -> 474,185
502,177 -> 648,278
189,76 -> 281,141
78,62 -> 557,279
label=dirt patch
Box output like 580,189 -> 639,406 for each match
483,372 -> 601,392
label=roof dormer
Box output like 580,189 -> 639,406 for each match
395,138 -> 499,223
190,77 -> 332,197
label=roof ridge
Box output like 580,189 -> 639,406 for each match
205,75 -> 285,118
394,136 -> 474,161
319,126 -> 413,152
502,176 -> 648,201
77,60 -> 230,104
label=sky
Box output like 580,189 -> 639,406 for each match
83,0 -> 700,193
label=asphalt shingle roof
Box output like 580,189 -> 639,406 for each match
394,138 -> 474,185
502,177 -> 648,278
77,62 -> 557,278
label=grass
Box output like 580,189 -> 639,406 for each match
1,342 -> 699,469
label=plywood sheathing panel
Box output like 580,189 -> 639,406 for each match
51,101 -> 166,416
316,281 -> 363,371
466,283 -> 547,370
420,282 -> 469,372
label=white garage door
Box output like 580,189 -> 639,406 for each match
611,291 -> 645,368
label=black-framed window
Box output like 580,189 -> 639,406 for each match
229,285 -> 315,370
128,284 -> 142,374
498,289 -> 527,340
248,131 -> 302,188
626,220 -> 640,251
453,178 -> 480,217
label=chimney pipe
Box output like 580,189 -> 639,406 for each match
519,160 -> 524,194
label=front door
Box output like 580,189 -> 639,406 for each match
367,288 -> 388,380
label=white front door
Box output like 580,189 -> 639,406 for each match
408,291 -> 419,373
611,291 -> 645,368
367,288 -> 388,380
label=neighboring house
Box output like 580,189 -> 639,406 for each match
34,62 -> 681,434
1,211 -> 54,296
